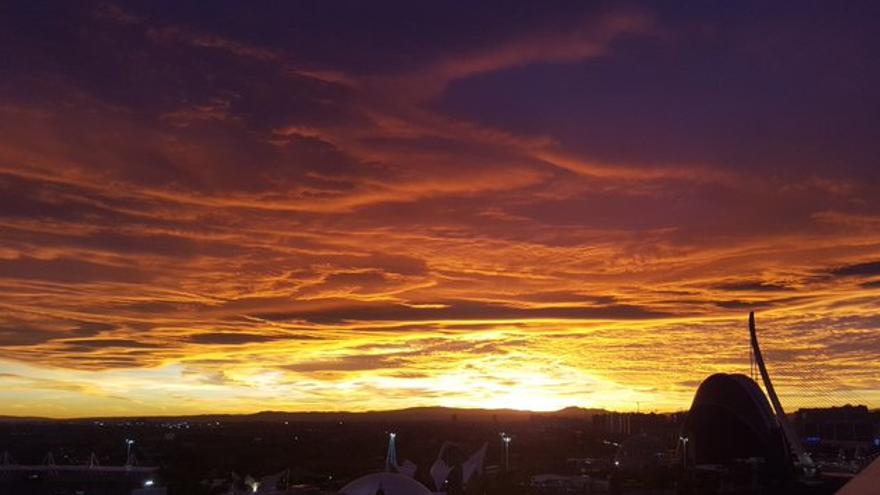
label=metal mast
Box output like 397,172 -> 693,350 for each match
748,312 -> 814,471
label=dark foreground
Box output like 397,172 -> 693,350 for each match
0,407 -> 876,495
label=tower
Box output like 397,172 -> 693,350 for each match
749,312 -> 814,472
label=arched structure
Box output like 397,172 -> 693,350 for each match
338,472 -> 433,495
681,373 -> 791,475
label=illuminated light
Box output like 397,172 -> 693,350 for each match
144,479 -> 154,487
500,432 -> 512,471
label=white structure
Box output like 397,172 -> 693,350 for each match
837,457 -> 880,495
461,442 -> 486,485
385,432 -> 418,478
429,443 -> 453,492
429,441 -> 487,491
338,472 -> 433,495
340,435 -> 485,494
749,312 -> 815,472
385,433 -> 398,472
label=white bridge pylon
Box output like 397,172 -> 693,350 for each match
749,311 -> 815,472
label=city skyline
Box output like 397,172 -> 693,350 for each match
1,1 -> 879,417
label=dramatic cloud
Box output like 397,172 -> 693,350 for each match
0,1 -> 878,417
829,260 -> 880,278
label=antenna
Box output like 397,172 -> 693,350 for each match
748,312 -> 814,472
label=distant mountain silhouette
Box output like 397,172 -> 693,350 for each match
0,415 -> 51,422
0,406 -> 609,423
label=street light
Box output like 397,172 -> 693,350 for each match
679,436 -> 689,467
125,439 -> 134,466
500,433 -> 512,472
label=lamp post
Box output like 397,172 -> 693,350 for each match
500,433 -> 512,472
125,439 -> 134,466
679,436 -> 689,467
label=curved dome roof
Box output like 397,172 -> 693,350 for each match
690,373 -> 777,432
338,472 -> 433,495
682,373 -> 791,472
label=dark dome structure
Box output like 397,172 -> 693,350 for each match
338,473 -> 433,495
681,373 -> 792,474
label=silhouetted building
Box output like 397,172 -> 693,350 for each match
794,405 -> 880,457
678,373 -> 794,493
338,472 -> 432,495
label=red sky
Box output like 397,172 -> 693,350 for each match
0,1 -> 879,417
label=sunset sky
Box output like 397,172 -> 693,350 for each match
1,1 -> 879,418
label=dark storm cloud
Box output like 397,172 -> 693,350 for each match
0,321 -> 114,347
188,333 -> 282,345
712,280 -> 794,292
57,339 -> 164,352
713,296 -> 810,311
829,260 -> 880,278
0,173 -> 119,222
76,231 -> 241,258
186,331 -> 324,345
0,257 -> 150,284
0,324 -> 67,347
355,254 -> 429,277
74,322 -> 118,334
516,291 -> 618,305
256,299 -> 673,324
